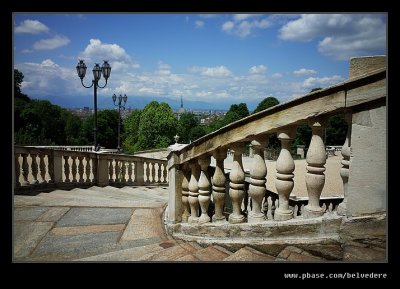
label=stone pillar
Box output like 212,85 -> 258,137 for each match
248,137 -> 267,223
228,143 -> 245,224
181,163 -> 191,223
212,148 -> 228,223
135,160 -> 145,185
275,128 -> 296,221
337,112 -> 352,216
53,152 -> 63,184
97,154 -> 109,186
198,155 -> 211,224
304,118 -> 326,218
188,160 -> 200,224
39,154 -> 47,184
167,151 -> 183,223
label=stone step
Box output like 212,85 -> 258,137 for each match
223,246 -> 275,261
15,193 -> 163,208
70,188 -> 154,201
118,186 -> 168,198
192,245 -> 232,261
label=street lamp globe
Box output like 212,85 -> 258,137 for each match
76,60 -> 87,79
92,63 -> 102,81
102,61 -> 112,80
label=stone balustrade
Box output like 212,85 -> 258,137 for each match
166,56 -> 386,228
14,146 -> 167,193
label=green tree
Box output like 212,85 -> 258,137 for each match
222,103 -> 249,126
122,109 -> 142,153
177,112 -> 198,143
189,125 -> 206,142
136,101 -> 178,150
61,110 -> 84,145
14,69 -> 31,132
81,109 -> 119,148
310,87 -> 322,93
15,100 -> 66,145
253,96 -> 279,114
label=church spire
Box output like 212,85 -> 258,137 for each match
180,95 -> 183,108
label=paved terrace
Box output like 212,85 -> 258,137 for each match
14,185 -> 342,262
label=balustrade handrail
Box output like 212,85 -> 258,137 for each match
170,67 -> 386,163
167,56 -> 386,226
14,146 -> 168,193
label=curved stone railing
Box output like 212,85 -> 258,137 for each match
166,56 -> 386,229
14,146 -> 168,193
24,145 -> 96,152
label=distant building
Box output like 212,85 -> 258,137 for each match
177,96 -> 185,120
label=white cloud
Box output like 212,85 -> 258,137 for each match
249,65 -> 267,74
302,75 -> 344,89
33,35 -> 70,50
189,65 -> 233,77
199,14 -> 218,18
22,49 -> 33,54
222,16 -> 271,38
15,19 -> 49,34
293,68 -> 317,76
222,21 -> 234,32
195,20 -> 204,28
79,39 -> 139,71
156,61 -> 171,75
271,73 -> 283,78
279,14 -> 386,60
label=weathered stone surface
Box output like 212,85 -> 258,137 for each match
286,251 -> 323,261
50,224 -> 125,236
76,242 -> 165,261
175,254 -> 200,261
340,214 -> 386,241
31,231 -> 121,260
14,221 -> 54,258
120,208 -> 166,241
137,244 -> 190,261
37,207 -> 70,222
14,207 -> 50,221
347,106 -> 386,216
193,246 -> 231,261
277,246 -> 324,261
224,246 -> 275,262
56,207 -> 133,227
343,244 -> 386,262
296,243 -> 343,260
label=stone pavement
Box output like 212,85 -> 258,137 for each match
14,186 -> 327,262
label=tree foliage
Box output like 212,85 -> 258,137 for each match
122,109 -> 142,153
136,101 -> 177,150
82,109 -> 119,148
253,97 -> 279,114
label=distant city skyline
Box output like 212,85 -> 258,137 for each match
14,13 -> 387,110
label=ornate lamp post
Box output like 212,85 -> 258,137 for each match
112,94 -> 128,152
76,60 -> 111,149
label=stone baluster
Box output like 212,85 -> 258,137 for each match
228,143 -> 245,224
151,162 -> 156,183
15,153 -> 21,187
275,128 -> 296,221
38,154 -> 47,184
115,160 -> 121,182
145,162 -> 150,184
63,156 -> 70,183
85,157 -> 91,182
181,164 -> 191,222
337,113 -> 352,216
109,160 -> 114,182
77,156 -> 84,183
248,137 -> 268,223
163,163 -> 168,183
30,153 -> 39,184
127,161 -> 133,183
71,156 -> 77,183
157,163 -> 162,183
198,155 -> 211,223
212,148 -> 228,223
48,152 -> 55,184
121,161 -> 127,182
91,156 -> 98,184
188,160 -> 201,224
304,118 -> 326,218
271,195 -> 277,219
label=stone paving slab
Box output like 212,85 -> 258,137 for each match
193,246 -> 231,261
30,231 -> 122,260
224,246 -> 275,261
14,221 -> 54,258
121,208 -> 166,241
50,224 -> 125,236
137,244 -> 191,261
37,207 -> 70,222
56,207 -> 133,227
14,207 -> 50,221
76,238 -> 166,261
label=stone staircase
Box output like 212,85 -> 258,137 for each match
14,186 -> 325,262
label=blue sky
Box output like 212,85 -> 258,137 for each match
13,13 -> 387,111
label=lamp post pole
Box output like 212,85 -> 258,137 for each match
112,94 -> 128,152
76,60 -> 111,150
